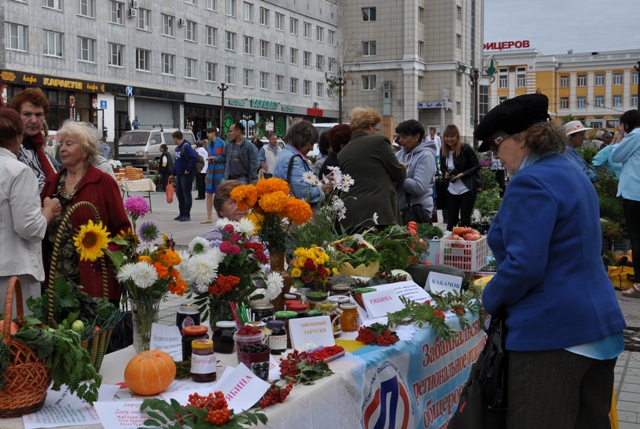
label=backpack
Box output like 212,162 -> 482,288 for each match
195,153 -> 205,172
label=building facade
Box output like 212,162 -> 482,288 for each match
1,0 -> 340,142
486,47 -> 640,130
340,0 -> 485,142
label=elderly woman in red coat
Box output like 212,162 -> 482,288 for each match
41,120 -> 130,304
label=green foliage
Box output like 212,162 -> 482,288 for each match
562,114 -> 575,124
594,167 -> 625,229
0,340 -> 11,391
478,168 -> 498,191
577,147 -> 598,166
473,187 -> 502,223
417,223 -> 444,239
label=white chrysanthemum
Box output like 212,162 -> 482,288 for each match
130,262 -> 159,289
207,246 -> 226,267
188,236 -> 211,255
186,254 -> 219,286
193,283 -> 210,294
263,271 -> 284,301
116,263 -> 137,283
176,250 -> 192,276
353,234 -> 364,245
236,217 -> 255,236
302,171 -> 318,185
372,212 -> 379,225
215,218 -> 238,230
136,241 -> 156,255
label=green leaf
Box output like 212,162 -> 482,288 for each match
142,419 -> 161,427
146,411 -> 168,424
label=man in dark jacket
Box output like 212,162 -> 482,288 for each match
157,143 -> 173,192
169,131 -> 197,221
214,122 -> 259,184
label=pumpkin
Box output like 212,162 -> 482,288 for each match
124,350 -> 176,396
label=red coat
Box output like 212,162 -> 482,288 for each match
41,165 -> 131,301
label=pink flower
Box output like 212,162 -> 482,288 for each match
124,196 -> 150,217
219,241 -> 234,254
229,233 -> 242,242
230,244 -> 241,255
108,242 -> 121,252
223,224 -> 235,233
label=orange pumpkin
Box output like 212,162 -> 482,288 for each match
124,350 -> 176,396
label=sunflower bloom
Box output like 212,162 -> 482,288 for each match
73,220 -> 110,261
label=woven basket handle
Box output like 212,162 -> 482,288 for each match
3,277 -> 23,346
47,201 -> 108,328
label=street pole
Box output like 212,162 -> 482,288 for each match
218,82 -> 228,135
469,67 -> 480,149
635,61 -> 640,111
111,88 -> 120,161
337,77 -> 345,124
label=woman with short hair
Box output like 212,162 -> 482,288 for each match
318,124 -> 352,179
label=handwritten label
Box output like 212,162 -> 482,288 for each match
94,401 -> 149,429
362,289 -> 404,319
426,272 -> 462,295
371,281 -> 432,304
288,315 -> 335,350
150,323 -> 182,361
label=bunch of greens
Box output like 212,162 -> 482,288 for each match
417,223 -> 444,239
365,225 -> 426,270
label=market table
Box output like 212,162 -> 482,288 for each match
118,179 -> 156,211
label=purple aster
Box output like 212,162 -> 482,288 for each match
124,196 -> 150,217
138,221 -> 159,242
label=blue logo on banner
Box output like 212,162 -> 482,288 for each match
125,86 -> 133,96
100,100 -> 107,109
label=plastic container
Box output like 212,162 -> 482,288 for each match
237,344 -> 271,381
233,331 -> 265,363
425,237 -> 441,265
212,321 -> 236,354
442,236 -> 488,273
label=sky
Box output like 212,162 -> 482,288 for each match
484,0 -> 640,55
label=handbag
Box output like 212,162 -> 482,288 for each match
106,297 -> 133,354
166,183 -> 175,203
401,195 -> 431,225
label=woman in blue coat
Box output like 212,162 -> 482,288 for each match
475,94 -> 626,428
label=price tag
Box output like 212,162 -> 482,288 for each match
362,288 -> 404,318
288,316 -> 335,350
426,272 -> 463,294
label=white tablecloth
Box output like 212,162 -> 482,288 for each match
118,179 -> 156,193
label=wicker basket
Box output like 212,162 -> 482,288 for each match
333,238 -> 381,278
47,201 -> 122,372
0,277 -> 51,418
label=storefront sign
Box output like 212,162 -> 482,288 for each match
281,105 -> 295,113
0,69 -> 107,93
483,40 -> 531,51
250,98 -> 279,110
307,108 -> 324,117
228,99 -> 246,106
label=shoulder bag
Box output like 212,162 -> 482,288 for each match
401,194 -> 432,225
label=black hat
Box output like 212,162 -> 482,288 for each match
475,94 -> 550,152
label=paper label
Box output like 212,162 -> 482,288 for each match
268,334 -> 287,350
150,323 -> 183,362
426,272 -> 462,294
191,353 -> 217,374
362,289 -> 404,318
288,315 -> 335,350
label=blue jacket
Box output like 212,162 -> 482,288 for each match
591,144 -> 622,178
483,153 -> 625,351
215,138 -> 259,183
273,144 -> 323,204
563,144 -> 600,183
172,140 -> 197,176
611,127 -> 640,202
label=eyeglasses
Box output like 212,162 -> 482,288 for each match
490,134 -> 512,154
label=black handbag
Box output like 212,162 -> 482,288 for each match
106,298 -> 133,354
401,195 -> 432,225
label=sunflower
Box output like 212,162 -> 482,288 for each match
73,220 -> 110,261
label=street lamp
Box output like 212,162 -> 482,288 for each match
468,67 -> 480,149
336,77 -> 345,124
218,82 -> 228,134
110,87 -> 120,160
635,61 -> 640,112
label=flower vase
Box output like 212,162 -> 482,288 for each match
269,249 -> 291,312
130,298 -> 160,353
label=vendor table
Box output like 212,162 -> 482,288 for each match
118,179 -> 156,212
0,315 -> 484,429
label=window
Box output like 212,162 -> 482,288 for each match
185,0 -> 196,4
633,72 -> 638,85
304,22 -> 311,38
109,1 -> 123,24
260,7 -> 269,26
206,62 -> 216,81
456,73 -> 462,87
108,42 -> 123,66
577,96 -> 586,108
206,0 -> 216,10
613,95 -> 622,107
290,18 -> 298,35
418,7 -> 424,23
457,5 -> 462,20
632,94 -> 638,107
316,54 -> 324,71
78,0 -> 95,17
328,30 -> 335,46
499,68 -> 508,88
516,67 -> 526,87
577,74 -> 586,87
290,77 -> 298,94
226,0 -> 236,17
317,82 -> 324,98
613,72 -> 623,85
595,73 -> 604,86
243,69 -> 253,87
206,26 -> 217,46
456,34 -> 462,49
260,40 -> 269,58
559,97 -> 568,109
362,7 -> 376,21
498,96 -> 507,104
162,53 -> 175,74
243,2 -> 253,22
303,80 -> 311,96
276,75 -> 284,92
5,23 -> 28,52
226,31 -> 236,51
136,8 -> 151,30
186,21 -> 197,42
43,30 -> 63,57
362,74 -> 376,91
225,65 -> 235,84
594,95 -> 604,107
243,36 -> 253,54
275,13 -> 284,30
275,44 -> 284,61
136,48 -> 150,71
316,26 -> 324,42
77,37 -> 95,62
44,0 -> 62,10
260,72 -> 269,90
328,58 -> 336,73
362,41 -> 376,56
418,41 -> 424,57
185,58 -> 197,78
303,51 -> 311,67
290,48 -> 298,64
418,76 -> 424,91
162,14 -> 175,36
560,75 -> 569,87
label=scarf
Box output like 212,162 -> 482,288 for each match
29,132 -> 56,181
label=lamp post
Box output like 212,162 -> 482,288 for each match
218,82 -> 228,134
468,67 -> 480,149
110,87 -> 120,160
337,76 -> 345,124
635,61 -> 640,111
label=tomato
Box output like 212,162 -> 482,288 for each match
0,320 -> 19,335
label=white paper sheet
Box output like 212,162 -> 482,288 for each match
149,323 -> 183,361
94,401 -> 148,429
426,272 -> 463,294
288,315 -> 335,350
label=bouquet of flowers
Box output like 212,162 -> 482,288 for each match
180,218 -> 285,325
290,246 -> 337,291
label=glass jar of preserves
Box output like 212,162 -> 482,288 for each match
266,321 -> 287,355
304,309 -> 323,318
317,303 -> 342,338
340,303 -> 361,332
250,303 -> 275,323
212,321 -> 236,354
288,302 -> 308,317
330,284 -> 352,297
176,303 -> 201,332
353,287 -> 377,309
191,339 -> 217,382
182,325 -> 209,361
275,311 -> 298,349
328,295 -> 351,306
305,291 -> 328,310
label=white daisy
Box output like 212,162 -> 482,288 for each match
188,236 -> 210,255
236,217 -> 256,236
353,233 -> 365,245
186,254 -> 219,286
327,166 -> 343,183
302,171 -> 318,185
116,263 -> 137,283
130,262 -> 159,289
136,241 -> 156,255
372,212 -> 379,225
263,271 -> 284,301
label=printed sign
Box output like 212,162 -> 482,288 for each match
362,288 -> 404,319
288,315 -> 335,349
150,323 -> 182,361
373,281 -> 432,304
426,272 -> 463,295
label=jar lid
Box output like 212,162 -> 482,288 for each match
288,303 -> 308,311
251,303 -> 274,310
304,309 -> 324,317
275,310 -> 298,319
285,299 -> 301,306
340,303 -> 357,310
179,303 -> 199,313
354,287 -> 377,293
284,293 -> 299,299
331,284 -> 351,291
183,325 -> 208,336
306,291 -> 328,300
247,321 -> 266,329
192,338 -> 214,348
266,321 -> 285,329
328,296 -> 350,304
216,321 -> 237,329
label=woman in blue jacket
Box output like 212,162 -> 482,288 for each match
475,94 -> 626,428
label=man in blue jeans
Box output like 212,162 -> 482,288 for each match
168,130 -> 197,221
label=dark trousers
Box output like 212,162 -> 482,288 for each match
507,349 -> 616,429
175,173 -> 194,218
623,198 -> 640,279
446,190 -> 476,231
159,172 -> 170,192
196,173 -> 206,198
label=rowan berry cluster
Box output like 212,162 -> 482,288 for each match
187,392 -> 231,427
356,325 -> 399,347
258,380 -> 296,408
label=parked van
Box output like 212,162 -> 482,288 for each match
118,127 -> 196,170
309,122 -> 340,157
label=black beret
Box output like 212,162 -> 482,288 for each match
475,94 -> 550,152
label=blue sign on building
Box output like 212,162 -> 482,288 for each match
100,100 -> 107,109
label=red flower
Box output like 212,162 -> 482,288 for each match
252,248 -> 269,264
303,258 -> 316,272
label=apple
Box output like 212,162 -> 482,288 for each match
464,233 -> 477,241
71,320 -> 85,332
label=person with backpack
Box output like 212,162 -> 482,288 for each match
168,130 -> 197,222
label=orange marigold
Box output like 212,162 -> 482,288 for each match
208,274 -> 241,296
284,197 -> 313,225
169,268 -> 180,278
258,190 -> 288,213
256,178 -> 290,196
156,248 -> 181,267
138,255 -> 152,263
230,185 -> 258,211
168,277 -> 188,296
154,262 -> 169,278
